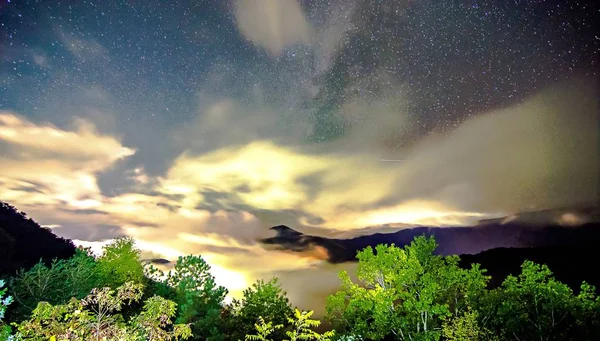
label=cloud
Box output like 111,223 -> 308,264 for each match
0,112 -> 135,240
0,112 -> 135,207
392,77 -> 599,213
234,0 -> 312,56
59,31 -> 109,62
0,77 -> 596,309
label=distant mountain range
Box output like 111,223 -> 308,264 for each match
261,206 -> 600,290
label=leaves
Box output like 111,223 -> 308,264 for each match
97,237 -> 146,288
245,316 -> 283,341
0,279 -> 14,339
15,281 -> 191,341
160,255 -> 228,341
225,278 -> 293,341
131,295 -> 193,340
285,309 -> 335,341
326,236 -> 488,340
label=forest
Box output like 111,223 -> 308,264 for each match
1,201 -> 599,340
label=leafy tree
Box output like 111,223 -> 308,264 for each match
227,278 -> 293,341
97,237 -> 146,288
152,255 -> 228,341
326,236 -> 488,341
15,281 -> 144,340
285,309 -> 335,341
0,279 -> 14,340
245,310 -> 334,341
15,281 -> 192,341
130,295 -> 193,340
8,247 -> 100,322
485,260 -> 600,341
81,281 -> 145,340
245,316 -> 283,341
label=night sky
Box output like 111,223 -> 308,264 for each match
0,0 -> 598,307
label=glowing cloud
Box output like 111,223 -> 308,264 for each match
234,0 -> 312,56
0,112 -> 135,208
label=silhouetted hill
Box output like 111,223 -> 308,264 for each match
261,217 -> 600,291
0,201 -> 76,277
261,221 -> 600,263
459,244 -> 600,291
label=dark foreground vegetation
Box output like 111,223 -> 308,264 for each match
1,201 -> 599,340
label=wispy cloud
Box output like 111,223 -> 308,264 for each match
59,31 -> 110,62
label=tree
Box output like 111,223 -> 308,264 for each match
15,281 -> 144,340
97,237 -> 146,288
8,247 -> 100,322
486,260 -> 600,341
151,255 -> 228,341
130,295 -> 193,340
245,310 -> 334,341
326,236 -> 488,341
285,309 -> 334,341
245,316 -> 283,341
226,278 -> 293,341
15,281 -> 192,341
0,279 -> 14,340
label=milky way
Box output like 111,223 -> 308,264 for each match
0,0 -> 598,308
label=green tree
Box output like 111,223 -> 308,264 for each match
0,279 -> 14,340
130,295 -> 192,340
8,247 -> 101,322
97,237 -> 146,288
326,236 -> 488,341
245,316 -> 283,341
227,278 -> 293,341
285,309 -> 335,341
16,281 -> 144,340
486,260 -> 600,341
15,281 -> 192,341
151,255 -> 227,341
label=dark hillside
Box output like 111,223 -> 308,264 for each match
0,201 -> 76,277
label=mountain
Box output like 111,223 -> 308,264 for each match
0,201 -> 76,277
261,208 -> 600,290
261,221 -> 600,262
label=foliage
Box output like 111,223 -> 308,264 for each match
150,255 -> 228,341
245,316 -> 283,341
227,278 -> 293,341
97,237 -> 146,288
16,281 -> 144,340
3,217 -> 600,341
483,260 -> 600,341
0,279 -> 14,340
441,306 -> 497,341
245,310 -> 334,341
15,281 -> 192,341
285,309 -> 335,341
130,295 -> 192,340
7,247 -> 101,322
326,236 -> 488,341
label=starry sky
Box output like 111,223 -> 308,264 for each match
0,0 -> 598,308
